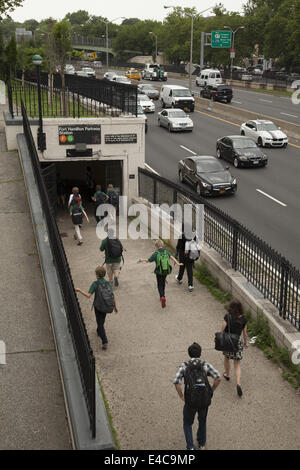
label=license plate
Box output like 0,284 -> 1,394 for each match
219,190 -> 226,194
253,161 -> 259,164
145,108 -> 149,111
184,107 -> 189,112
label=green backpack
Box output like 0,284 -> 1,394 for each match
156,250 -> 172,276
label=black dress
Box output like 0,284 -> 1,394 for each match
223,314 -> 248,360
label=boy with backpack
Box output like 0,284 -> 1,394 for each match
100,229 -> 123,287
92,185 -> 109,223
139,240 -> 183,309
69,196 -> 89,245
173,342 -> 221,450
175,226 -> 200,292
75,266 -> 118,350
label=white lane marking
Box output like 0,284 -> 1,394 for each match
180,145 -> 197,155
144,163 -> 160,175
280,112 -> 298,118
280,97 -> 290,100
259,98 -> 273,103
256,189 -> 287,207
232,100 -> 242,104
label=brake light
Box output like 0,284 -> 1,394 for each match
215,92 -> 219,96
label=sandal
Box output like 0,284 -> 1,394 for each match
223,373 -> 230,381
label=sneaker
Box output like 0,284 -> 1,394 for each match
237,385 -> 243,397
77,240 -> 83,245
198,445 -> 206,450
188,285 -> 194,292
161,297 -> 166,308
102,343 -> 108,350
114,276 -> 119,287
175,275 -> 183,285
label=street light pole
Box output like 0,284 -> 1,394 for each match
224,25 -> 245,80
99,17 -> 125,72
32,55 -> 46,151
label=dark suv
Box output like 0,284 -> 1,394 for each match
200,84 -> 233,103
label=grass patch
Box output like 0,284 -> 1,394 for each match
194,262 -> 232,305
234,85 -> 292,98
96,371 -> 120,449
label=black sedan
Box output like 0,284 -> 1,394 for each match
178,155 -> 237,197
216,135 -> 268,168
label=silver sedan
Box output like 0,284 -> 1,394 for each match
157,109 -> 194,132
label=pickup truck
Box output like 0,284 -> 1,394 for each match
75,67 -> 96,78
141,64 -> 167,81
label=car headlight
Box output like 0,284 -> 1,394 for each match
232,178 -> 237,185
262,154 -> 268,159
202,182 -> 212,188
238,156 -> 248,161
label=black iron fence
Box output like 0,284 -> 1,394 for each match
22,101 -> 96,438
14,71 -> 138,117
138,168 -> 300,331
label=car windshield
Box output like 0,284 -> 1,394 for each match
174,90 -> 192,97
138,95 -> 150,101
233,139 -> 257,149
257,122 -> 278,131
196,160 -> 224,173
168,111 -> 187,118
143,86 -> 156,91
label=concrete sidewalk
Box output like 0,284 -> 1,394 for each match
0,106 -> 71,450
58,212 -> 300,450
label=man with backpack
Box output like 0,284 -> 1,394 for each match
139,240 -> 183,309
175,226 -> 200,292
100,229 -> 123,287
69,196 -> 89,245
92,185 -> 109,223
107,183 -> 119,214
75,266 -> 118,350
173,342 -> 221,450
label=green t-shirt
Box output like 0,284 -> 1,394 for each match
100,238 -> 122,264
148,248 -> 171,275
88,277 -> 113,294
94,190 -> 108,201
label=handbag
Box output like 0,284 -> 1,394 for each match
215,315 -> 240,353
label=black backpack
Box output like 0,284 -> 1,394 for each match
71,206 -> 83,225
109,190 -> 119,207
95,192 -> 107,206
184,360 -> 213,410
93,280 -> 114,313
107,238 -> 123,259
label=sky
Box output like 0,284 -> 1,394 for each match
10,0 -> 246,23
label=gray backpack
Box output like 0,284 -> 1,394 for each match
93,280 -> 114,313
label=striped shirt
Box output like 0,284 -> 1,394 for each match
173,358 -> 220,384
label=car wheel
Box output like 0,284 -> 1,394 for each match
257,137 -> 263,147
161,100 -> 165,108
196,183 -> 202,196
168,124 -> 172,133
227,99 -> 232,103
179,170 -> 184,183
283,143 -> 288,148
241,130 -> 245,136
234,158 -> 240,168
158,119 -> 161,127
216,148 -> 222,159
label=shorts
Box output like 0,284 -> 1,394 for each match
106,263 -> 120,277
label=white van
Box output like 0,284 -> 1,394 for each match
196,69 -> 222,87
160,85 -> 195,112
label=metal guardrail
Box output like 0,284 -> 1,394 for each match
138,167 -> 300,331
72,34 -> 112,49
14,71 -> 138,117
21,101 -> 96,438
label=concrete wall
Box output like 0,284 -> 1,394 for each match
4,114 -> 145,202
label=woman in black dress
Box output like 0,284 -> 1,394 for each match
220,300 -> 248,397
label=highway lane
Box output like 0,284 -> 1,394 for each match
145,105 -> 300,269
157,75 -> 300,125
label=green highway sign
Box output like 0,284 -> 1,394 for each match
211,30 -> 232,48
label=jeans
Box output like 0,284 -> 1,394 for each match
156,274 -> 167,298
183,404 -> 208,449
178,256 -> 194,286
94,309 -> 108,345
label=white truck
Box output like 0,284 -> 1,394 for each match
141,64 -> 167,81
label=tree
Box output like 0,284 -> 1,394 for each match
65,10 -> 90,26
4,34 -> 17,81
0,0 -> 23,18
52,20 -> 71,115
22,19 -> 39,32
